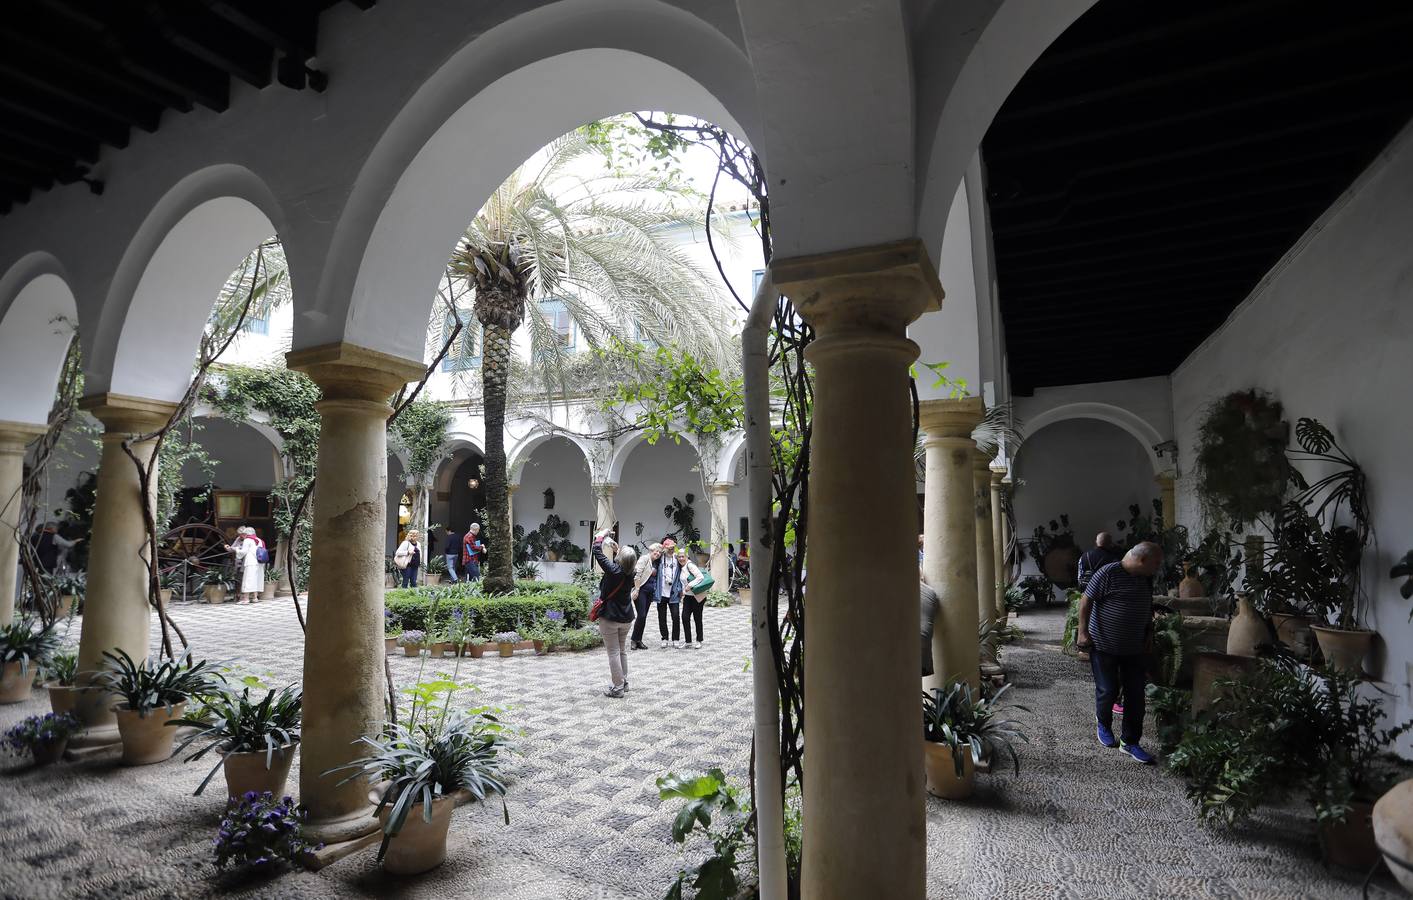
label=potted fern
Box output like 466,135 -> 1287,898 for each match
921,681 -> 1029,800
96,649 -> 217,765
170,684 -> 302,799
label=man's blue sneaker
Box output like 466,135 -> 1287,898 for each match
1121,742 -> 1155,764
1096,721 -> 1118,748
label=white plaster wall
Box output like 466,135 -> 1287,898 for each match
1172,126 -> 1413,743
614,438 -> 707,548
1011,418 -> 1157,574
512,436 -> 595,555
911,178 -> 981,398
181,418 -> 281,491
1015,375 -> 1174,472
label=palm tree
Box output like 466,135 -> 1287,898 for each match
448,129 -> 734,592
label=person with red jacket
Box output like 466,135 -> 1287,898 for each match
461,522 -> 486,581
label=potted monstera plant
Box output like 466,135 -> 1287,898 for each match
97,649 -> 216,765
170,684 -> 302,800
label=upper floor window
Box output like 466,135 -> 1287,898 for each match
751,268 -> 766,296
440,310 -> 479,372
241,311 -> 269,335
540,298 -> 575,352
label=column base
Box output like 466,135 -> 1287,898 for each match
69,722 -> 121,749
304,805 -> 382,847
303,828 -> 383,870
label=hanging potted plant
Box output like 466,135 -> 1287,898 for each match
41,651 -> 80,715
0,616 -> 60,704
921,680 -> 1029,800
3,712 -> 82,766
96,649 -> 217,765
169,684 -> 302,800
325,660 -> 510,874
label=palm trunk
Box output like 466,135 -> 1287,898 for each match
481,322 -> 515,593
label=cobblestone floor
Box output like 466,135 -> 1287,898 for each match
0,598 -> 1386,898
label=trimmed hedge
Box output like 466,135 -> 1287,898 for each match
386,580 -> 590,635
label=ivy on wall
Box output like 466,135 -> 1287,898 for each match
389,399 -> 452,480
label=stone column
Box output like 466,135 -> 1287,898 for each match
1156,471 -> 1176,528
974,451 -> 1000,677
707,482 -> 732,588
73,394 -> 178,738
920,396 -> 984,691
990,465 -> 1007,619
506,483 -> 518,531
590,482 -> 616,572
776,239 -> 938,900
0,421 -> 45,626
287,343 -> 422,847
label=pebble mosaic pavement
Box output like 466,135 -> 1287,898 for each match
0,598 -> 1382,899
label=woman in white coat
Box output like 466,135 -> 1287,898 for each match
227,526 -> 265,604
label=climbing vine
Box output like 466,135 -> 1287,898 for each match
389,400 -> 453,480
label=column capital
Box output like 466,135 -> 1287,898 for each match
972,448 -> 995,474
775,238 -> 942,337
286,342 -> 424,403
590,481 -> 619,492
1154,470 -> 1176,486
506,483 -> 520,494
989,466 -> 1007,486
79,392 -> 179,433
707,482 -> 733,496
918,396 -> 984,441
0,420 -> 46,450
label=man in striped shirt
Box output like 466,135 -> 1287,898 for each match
1076,541 -> 1164,764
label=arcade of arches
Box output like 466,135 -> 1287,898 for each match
2,2 -> 1413,898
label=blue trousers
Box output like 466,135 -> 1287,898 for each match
444,554 -> 459,582
1090,648 -> 1147,745
400,566 -> 418,588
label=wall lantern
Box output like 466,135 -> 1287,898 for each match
543,487 -> 555,509
467,477 -> 480,490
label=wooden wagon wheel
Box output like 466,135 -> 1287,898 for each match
156,522 -> 230,601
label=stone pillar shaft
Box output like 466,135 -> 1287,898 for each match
974,452 -> 996,627
920,397 -> 983,691
1156,471 -> 1176,529
990,468 -> 1007,619
73,394 -> 177,733
0,422 -> 44,627
288,343 -> 422,845
707,483 -> 732,589
777,239 -> 938,900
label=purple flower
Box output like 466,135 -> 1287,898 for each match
546,610 -> 564,621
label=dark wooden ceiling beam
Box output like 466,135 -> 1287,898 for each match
0,57 -> 161,133
197,1 -> 319,56
0,123 -> 99,165
145,3 -> 275,88
0,94 -> 130,148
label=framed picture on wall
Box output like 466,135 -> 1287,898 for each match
215,492 -> 246,520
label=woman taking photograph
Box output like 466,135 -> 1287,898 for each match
393,529 -> 422,588
591,528 -> 637,698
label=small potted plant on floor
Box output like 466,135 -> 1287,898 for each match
3,711 -> 82,766
730,568 -> 751,606
325,699 -> 509,873
384,609 -> 402,654
51,571 -> 85,618
399,629 -> 427,657
160,569 -> 184,604
42,651 -> 80,715
520,624 -> 550,655
921,680 -> 1029,801
261,566 -> 281,601
0,615 -> 60,704
97,649 -> 217,765
541,610 -> 565,652
445,609 -> 476,657
424,554 -> 446,586
201,568 -> 235,604
170,684 -> 302,799
213,791 -> 322,873
493,631 -> 520,658
466,634 -> 489,659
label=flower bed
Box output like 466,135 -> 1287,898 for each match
386,581 -> 589,635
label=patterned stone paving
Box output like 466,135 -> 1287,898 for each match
0,599 -> 1382,898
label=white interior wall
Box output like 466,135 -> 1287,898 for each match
512,437 -> 594,556
1012,418 -> 1157,575
614,439 -> 706,549
181,417 -> 279,491
910,179 -> 980,398
1172,125 -> 1413,744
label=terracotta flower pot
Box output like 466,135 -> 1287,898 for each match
1269,613 -> 1313,656
1177,565 -> 1205,600
203,585 -> 228,604
1191,651 -> 1258,715
31,736 -> 69,766
114,702 -> 185,766
424,574 -> 442,586
434,641 -> 454,657
57,595 -> 76,618
261,582 -> 278,601
735,588 -> 752,607
223,743 -> 297,800
497,643 -> 514,658
468,644 -> 485,659
1310,625 -> 1374,673
403,644 -> 421,657
532,640 -> 546,655
46,682 -> 79,716
1319,800 -> 1381,869
379,794 -> 455,874
1374,779 -> 1413,894
385,637 -> 397,654
923,740 -> 975,800
1225,595 -> 1268,657
1,660 -> 36,703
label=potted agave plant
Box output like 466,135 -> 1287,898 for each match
921,681 -> 1029,801
42,651 -> 80,715
96,649 -> 216,765
0,615 -> 60,704
170,684 -> 302,800
3,712 -> 82,766
325,649 -> 510,874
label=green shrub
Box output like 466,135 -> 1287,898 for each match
557,626 -> 603,652
386,581 -> 589,635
